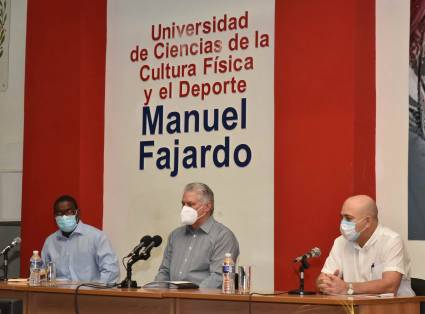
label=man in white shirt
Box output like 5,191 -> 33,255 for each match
316,195 -> 415,296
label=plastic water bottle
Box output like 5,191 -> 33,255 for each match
222,252 -> 235,294
29,250 -> 43,286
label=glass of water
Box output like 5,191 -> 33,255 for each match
46,261 -> 56,284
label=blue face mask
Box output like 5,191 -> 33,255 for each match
340,217 -> 366,242
55,215 -> 78,233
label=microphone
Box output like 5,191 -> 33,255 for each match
140,235 -> 162,256
0,237 -> 21,255
293,247 -> 321,263
126,235 -> 152,258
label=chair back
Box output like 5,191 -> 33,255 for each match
411,278 -> 425,314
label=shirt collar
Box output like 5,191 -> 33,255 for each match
353,223 -> 382,250
56,220 -> 85,239
185,216 -> 215,234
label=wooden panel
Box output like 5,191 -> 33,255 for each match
0,283 -> 163,298
359,302 -> 419,314
176,299 -> 248,314
0,283 -> 423,314
27,292 -> 173,314
163,289 -> 425,306
252,302 -> 359,314
176,299 -> 358,314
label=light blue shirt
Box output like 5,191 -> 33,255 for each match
41,221 -> 120,283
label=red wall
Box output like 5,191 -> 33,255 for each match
20,0 -> 375,289
20,0 -> 106,274
275,0 -> 375,290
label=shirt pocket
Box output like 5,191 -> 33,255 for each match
371,262 -> 384,280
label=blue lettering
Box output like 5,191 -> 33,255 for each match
142,105 -> 163,135
167,112 -> 181,134
241,98 -> 247,129
204,108 -> 219,132
234,143 -> 252,167
222,107 -> 238,130
139,141 -> 154,169
170,139 -> 180,177
213,136 -> 230,167
182,146 -> 197,168
184,110 -> 200,133
156,146 -> 170,169
200,145 -> 212,167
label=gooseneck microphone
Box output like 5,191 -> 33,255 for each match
140,235 -> 162,255
120,234 -> 163,289
289,247 -> 321,296
1,237 -> 21,281
293,247 -> 321,263
126,235 -> 152,258
0,237 -> 21,255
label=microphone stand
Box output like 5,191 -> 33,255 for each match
119,250 -> 152,288
0,249 -> 10,281
288,256 -> 315,295
120,256 -> 139,288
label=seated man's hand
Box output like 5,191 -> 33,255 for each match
316,273 -> 329,290
317,270 -> 347,295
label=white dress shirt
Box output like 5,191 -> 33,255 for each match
322,224 -> 415,296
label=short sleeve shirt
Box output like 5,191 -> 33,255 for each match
322,224 -> 415,296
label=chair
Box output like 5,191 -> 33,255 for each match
411,278 -> 425,314
0,299 -> 23,314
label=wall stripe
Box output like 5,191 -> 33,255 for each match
79,1 -> 106,229
275,0 -> 375,290
20,0 -> 106,275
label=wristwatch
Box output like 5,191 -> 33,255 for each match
347,283 -> 354,295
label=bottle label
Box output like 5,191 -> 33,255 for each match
223,265 -> 234,274
30,260 -> 43,269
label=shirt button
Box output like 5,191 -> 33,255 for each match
189,246 -> 192,250
184,258 -> 187,262
179,271 -> 182,274
193,235 -> 196,238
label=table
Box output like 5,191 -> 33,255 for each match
0,281 -> 423,314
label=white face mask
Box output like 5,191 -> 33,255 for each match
180,206 -> 199,225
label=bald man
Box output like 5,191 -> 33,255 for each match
316,195 -> 415,296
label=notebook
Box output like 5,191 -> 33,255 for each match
143,281 -> 199,289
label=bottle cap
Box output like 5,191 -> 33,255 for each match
225,253 -> 231,257
33,250 -> 39,254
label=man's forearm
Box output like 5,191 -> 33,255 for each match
100,270 -> 119,284
199,273 -> 222,289
154,269 -> 170,281
351,279 -> 399,295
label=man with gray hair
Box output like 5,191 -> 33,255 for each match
154,182 -> 239,288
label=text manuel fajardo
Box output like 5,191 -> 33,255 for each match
140,98 -> 251,177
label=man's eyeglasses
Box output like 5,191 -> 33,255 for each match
54,208 -> 77,216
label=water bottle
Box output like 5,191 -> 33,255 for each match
29,250 -> 43,286
222,252 -> 235,294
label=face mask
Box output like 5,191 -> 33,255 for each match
180,205 -> 206,225
56,215 -> 78,233
340,217 -> 366,242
